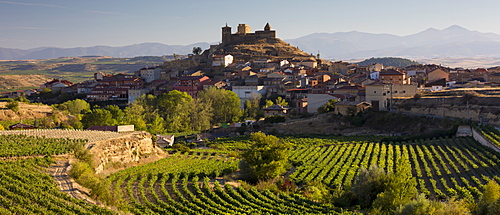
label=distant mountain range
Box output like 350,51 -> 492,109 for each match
3,25 -> 500,60
0,42 -> 212,60
287,25 -> 500,59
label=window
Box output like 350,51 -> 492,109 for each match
394,91 -> 398,93
402,90 -> 406,93
374,91 -> 377,94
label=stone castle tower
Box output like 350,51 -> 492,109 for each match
221,23 -> 276,46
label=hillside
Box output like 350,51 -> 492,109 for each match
211,37 -> 313,61
0,74 -> 51,92
356,57 -> 420,67
0,56 -> 169,91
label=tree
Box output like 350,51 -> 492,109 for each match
197,87 -> 242,124
274,97 -> 288,106
372,156 -> 417,212
61,99 -> 90,115
156,90 -> 193,132
240,132 -> 291,182
40,87 -> 52,95
243,93 -> 262,120
81,108 -> 113,128
264,99 -> 274,108
317,99 -> 338,113
104,105 -> 125,125
124,102 -> 147,131
351,164 -> 389,208
189,98 -> 213,131
477,180 -> 500,215
146,112 -> 166,134
192,47 -> 202,55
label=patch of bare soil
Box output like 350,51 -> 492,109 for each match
0,74 -> 51,91
47,156 -> 96,204
0,101 -> 54,121
261,113 -> 384,136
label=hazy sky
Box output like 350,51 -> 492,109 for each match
2,0 -> 500,49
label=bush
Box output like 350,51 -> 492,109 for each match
264,115 -> 286,124
172,143 -> 190,153
301,180 -> 331,203
5,99 -> 19,112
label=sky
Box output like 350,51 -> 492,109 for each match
2,0 -> 500,49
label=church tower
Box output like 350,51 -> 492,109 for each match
264,23 -> 271,31
222,24 -> 232,46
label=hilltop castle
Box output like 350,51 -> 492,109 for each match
221,23 -> 276,46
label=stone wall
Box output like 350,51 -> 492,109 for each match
471,128 -> 500,153
392,97 -> 500,126
87,131 -> 166,174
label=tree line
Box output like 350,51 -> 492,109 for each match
57,88 -> 241,133
52,87 -> 294,134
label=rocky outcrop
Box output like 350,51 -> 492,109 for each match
87,131 -> 166,174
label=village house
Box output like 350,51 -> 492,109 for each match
332,85 -> 365,101
379,69 -> 409,85
231,85 -> 266,107
294,98 -> 308,114
334,101 -> 371,116
40,79 -> 74,93
309,74 -> 331,94
76,80 -> 98,94
365,83 -> 418,111
306,93 -> 344,113
252,59 -> 271,68
172,75 -> 211,98
1,90 -> 35,99
424,78 -> 447,91
485,73 -> 500,83
427,68 -> 450,82
86,73 -> 144,102
137,67 -> 162,83
156,134 -> 175,148
212,54 -> 234,67
9,123 -> 35,130
297,58 -> 318,68
262,104 -> 290,117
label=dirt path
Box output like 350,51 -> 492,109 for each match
49,159 -> 97,204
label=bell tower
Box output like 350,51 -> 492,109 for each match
222,24 -> 232,46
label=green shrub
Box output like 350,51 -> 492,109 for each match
264,115 -> 286,124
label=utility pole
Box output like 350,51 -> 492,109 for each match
389,83 -> 393,112
467,100 -> 470,120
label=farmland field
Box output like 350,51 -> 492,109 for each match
0,133 -> 115,214
1,129 -> 500,214
107,151 -> 355,214
287,136 -> 500,199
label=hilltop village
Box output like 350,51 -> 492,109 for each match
6,23 -> 500,120
3,23 -> 500,215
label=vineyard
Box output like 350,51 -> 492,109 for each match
1,127 -> 500,214
288,136 -> 500,199
0,134 -> 86,157
478,125 -> 500,147
107,152 -> 355,214
0,157 -> 114,214
0,129 -> 128,143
